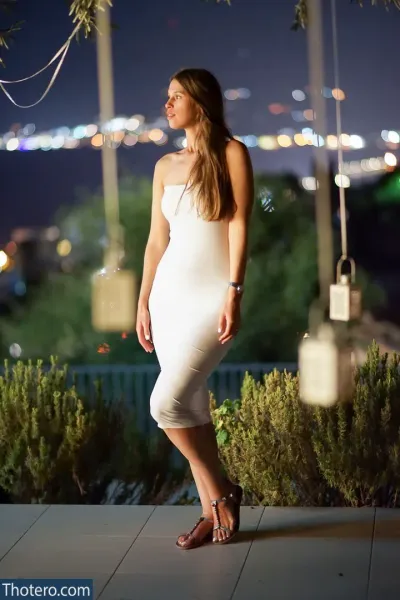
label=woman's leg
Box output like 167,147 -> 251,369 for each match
149,333 -> 238,543
176,461 -> 214,547
164,422 -> 237,543
190,461 -> 213,517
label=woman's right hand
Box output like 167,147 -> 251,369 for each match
136,304 -> 154,353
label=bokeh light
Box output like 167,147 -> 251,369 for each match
258,136 -> 278,150
384,152 -> 397,167
335,174 -> 351,188
0,250 -> 9,269
302,177 -> 318,191
9,343 -> 22,358
303,109 -> 315,121
332,88 -> 346,101
91,133 -> 104,148
6,138 -> 19,151
57,239 -> 72,257
277,134 -> 292,148
292,89 -> 306,101
294,134 -> 307,146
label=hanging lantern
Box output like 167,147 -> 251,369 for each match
330,257 -> 362,322
91,3 -> 137,332
91,266 -> 136,333
299,323 -> 354,407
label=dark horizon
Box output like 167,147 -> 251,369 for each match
1,0 -> 399,241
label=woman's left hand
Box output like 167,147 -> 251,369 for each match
218,296 -> 241,345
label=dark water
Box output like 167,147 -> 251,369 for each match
0,143 -> 317,243
0,146 -> 160,243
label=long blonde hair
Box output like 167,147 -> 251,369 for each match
170,68 -> 236,221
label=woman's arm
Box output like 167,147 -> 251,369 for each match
136,156 -> 170,351
138,156 -> 170,308
218,140 -> 254,344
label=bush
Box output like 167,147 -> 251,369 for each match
0,358 -> 185,504
211,341 -> 400,507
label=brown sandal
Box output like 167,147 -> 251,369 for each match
211,484 -> 243,545
175,515 -> 214,550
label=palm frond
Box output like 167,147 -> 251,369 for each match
0,0 -> 21,67
293,0 -> 400,30
68,0 -> 112,38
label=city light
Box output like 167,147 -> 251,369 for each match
0,250 -> 9,270
5,241 -> 17,255
224,88 -> 251,100
148,128 -> 164,142
91,134 -> 104,148
258,136 -> 278,150
349,135 -> 365,149
335,174 -> 351,188
326,135 -> 338,149
292,89 -> 306,101
294,133 -> 307,146
277,134 -> 292,148
303,109 -> 314,121
339,133 -> 351,147
6,138 -> 19,151
123,134 -> 139,147
0,119 -> 398,156
126,117 -> 141,131
332,88 -> 346,101
384,152 -> 397,167
387,130 -> 400,144
86,124 -> 98,137
268,103 -> 286,115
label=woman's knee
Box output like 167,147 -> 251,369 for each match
150,387 -> 174,425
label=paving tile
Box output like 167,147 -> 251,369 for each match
4,505 -> 398,600
99,507 -> 264,600
24,504 -> 155,537
0,504 -> 49,561
232,507 -> 375,600
367,508 -> 400,600
0,505 -> 155,599
99,572 -> 234,600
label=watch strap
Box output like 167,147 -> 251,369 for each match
228,282 -> 244,294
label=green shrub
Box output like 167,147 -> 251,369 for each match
211,341 -> 400,507
0,358 -> 184,504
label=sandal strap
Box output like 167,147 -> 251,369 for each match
188,515 -> 212,537
213,524 -> 232,533
211,496 -> 233,530
210,487 -> 242,537
210,490 -> 238,506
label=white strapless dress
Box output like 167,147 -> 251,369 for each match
148,183 -> 233,429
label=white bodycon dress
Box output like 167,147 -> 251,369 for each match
148,183 -> 233,429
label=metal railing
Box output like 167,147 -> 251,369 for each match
67,362 -> 298,432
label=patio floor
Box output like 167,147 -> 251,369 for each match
0,504 -> 399,599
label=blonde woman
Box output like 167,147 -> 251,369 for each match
136,68 -> 254,549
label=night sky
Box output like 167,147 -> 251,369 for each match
1,0 -> 399,240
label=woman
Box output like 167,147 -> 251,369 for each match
136,68 -> 254,549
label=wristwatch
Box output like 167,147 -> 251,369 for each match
228,282 -> 244,295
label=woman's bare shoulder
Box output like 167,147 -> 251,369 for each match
154,153 -> 177,180
226,138 -> 249,158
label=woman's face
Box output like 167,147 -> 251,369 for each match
165,79 -> 198,130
